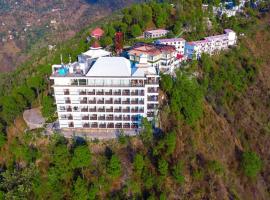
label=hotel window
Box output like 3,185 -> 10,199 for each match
79,79 -> 87,86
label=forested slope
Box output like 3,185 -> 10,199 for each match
0,1 -> 270,199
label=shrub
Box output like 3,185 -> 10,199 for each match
158,159 -> 168,177
172,161 -> 185,184
207,160 -> 224,176
107,155 -> 122,178
241,151 -> 262,178
133,154 -> 144,174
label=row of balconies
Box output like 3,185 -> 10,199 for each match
61,106 -> 144,113
78,98 -> 145,105
76,122 -> 139,129
63,88 -> 158,96
61,114 -> 140,122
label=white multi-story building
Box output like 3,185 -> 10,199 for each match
50,50 -> 159,130
185,29 -> 237,59
128,43 -> 178,74
154,38 -> 187,62
144,29 -> 169,39
154,38 -> 186,55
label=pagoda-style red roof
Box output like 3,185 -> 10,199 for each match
91,28 -> 104,38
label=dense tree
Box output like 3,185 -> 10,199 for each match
41,95 -> 55,119
241,151 -> 262,178
133,154 -> 144,174
14,85 -> 35,105
158,158 -> 168,176
27,75 -> 43,105
0,165 -> 39,199
130,24 -> 142,38
71,145 -> 91,169
73,177 -> 89,200
172,161 -> 185,184
107,155 -> 122,178
0,96 -> 21,123
160,74 -> 173,94
100,36 -> 113,47
165,131 -> 176,156
140,118 -> 153,144
170,72 -> 204,125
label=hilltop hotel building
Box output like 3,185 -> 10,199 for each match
50,47 -> 159,129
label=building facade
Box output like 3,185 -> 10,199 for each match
50,52 -> 159,129
155,38 -> 187,62
128,43 -> 178,74
185,29 -> 237,59
144,29 -> 169,39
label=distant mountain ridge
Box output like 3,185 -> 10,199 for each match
0,0 -> 142,72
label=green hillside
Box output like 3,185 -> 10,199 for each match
0,1 -> 270,199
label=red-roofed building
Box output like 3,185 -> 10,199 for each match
128,43 -> 178,73
91,28 -> 104,39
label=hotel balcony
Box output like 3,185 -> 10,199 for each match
131,100 -> 139,104
105,99 -> 113,104
65,99 -> 71,104
97,100 -> 105,104
106,116 -> 114,121
131,108 -> 139,113
131,108 -> 144,113
115,116 -> 122,121
131,123 -> 139,129
114,99 -> 121,104
67,107 -> 72,112
148,96 -> 158,102
68,115 -> 73,120
105,90 -> 113,95
123,123 -> 131,129
123,108 -> 130,113
107,123 -> 114,128
99,124 -> 106,128
115,123 -> 122,129
83,123 -> 90,128
90,115 -> 98,120
98,116 -> 105,120
89,99 -> 97,104
82,116 -> 90,120
113,91 -> 121,95
147,112 -> 155,117
68,123 -> 74,128
64,90 -> 70,95
98,108 -> 105,112
131,91 -> 139,96
122,90 -> 130,96
123,116 -> 131,121
96,91 -> 104,95
89,107 -> 97,112
148,88 -> 159,93
106,108 -> 113,112
88,90 -> 95,95
91,123 -> 98,128
79,91 -> 87,95
148,104 -> 158,110
81,108 -> 88,112
114,108 -> 122,113
80,100 -> 88,104
122,100 -> 130,104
